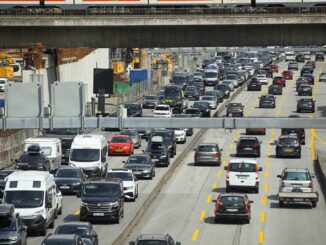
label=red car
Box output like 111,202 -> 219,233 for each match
273,76 -> 286,87
282,70 -> 293,80
306,61 -> 316,69
108,135 -> 134,156
270,64 -> 279,73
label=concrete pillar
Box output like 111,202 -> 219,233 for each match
140,48 -> 148,69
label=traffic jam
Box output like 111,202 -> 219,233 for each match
0,48 -> 325,245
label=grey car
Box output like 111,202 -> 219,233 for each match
120,129 -> 142,148
129,234 -> 181,245
201,96 -> 218,109
194,143 -> 222,166
143,95 -> 160,109
123,154 -> 155,179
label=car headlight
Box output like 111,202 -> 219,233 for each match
37,165 -> 45,170
160,155 -> 167,159
124,146 -> 130,149
81,202 -> 87,207
8,236 -> 18,241
34,210 -> 43,216
69,163 -> 77,168
72,182 -> 81,186
110,201 -> 119,208
143,168 -> 151,173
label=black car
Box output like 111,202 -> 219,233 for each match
15,144 -> 50,171
215,84 -> 231,98
0,204 -> 27,245
125,103 -> 142,117
261,67 -> 273,78
275,135 -> 301,158
281,128 -> 305,145
297,98 -> 315,113
142,95 -> 160,109
235,137 -> 261,157
54,222 -> 98,245
0,170 -> 15,198
79,178 -> 124,224
298,85 -> 312,96
129,234 -> 181,245
247,78 -> 261,91
300,67 -> 313,76
185,108 -> 202,117
123,154 -> 155,179
193,80 -> 205,95
41,234 -> 88,245
268,84 -> 282,95
192,101 -> 210,117
54,167 -> 86,195
137,128 -> 153,139
315,53 -> 325,61
145,140 -> 171,167
184,86 -> 199,100
259,95 -> 276,108
150,129 -> 177,157
302,74 -> 315,85
205,90 -> 224,102
295,54 -> 305,63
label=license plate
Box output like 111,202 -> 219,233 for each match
226,208 -> 238,212
202,156 -> 211,159
153,156 -> 157,159
60,186 -> 70,189
292,188 -> 303,192
244,147 -> 252,150
133,171 -> 141,175
115,149 -> 123,152
284,148 -> 293,152
93,213 -> 104,216
292,198 -> 304,202
237,176 -> 247,179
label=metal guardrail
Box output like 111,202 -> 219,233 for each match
1,7 -> 326,16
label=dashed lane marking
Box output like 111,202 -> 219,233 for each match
206,194 -> 212,204
192,229 -> 199,241
74,209 -> 80,216
262,196 -> 267,206
264,184 -> 269,192
264,171 -> 269,179
266,161 -> 270,168
217,170 -> 222,177
199,211 -> 206,221
259,231 -> 265,244
260,212 -> 265,223
211,182 -> 217,190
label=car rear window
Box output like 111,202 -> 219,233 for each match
111,137 -> 129,143
220,196 -> 244,205
229,162 -> 256,172
198,145 -> 218,152
284,172 -> 309,181
279,138 -> 298,146
137,241 -> 167,245
239,139 -> 257,145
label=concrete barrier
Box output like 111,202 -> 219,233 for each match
314,150 -> 326,202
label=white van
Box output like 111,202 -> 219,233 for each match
285,51 -> 295,62
69,134 -> 108,177
24,137 -> 62,172
225,159 -> 263,193
3,171 -> 57,235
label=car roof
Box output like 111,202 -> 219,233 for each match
137,234 -> 169,240
219,193 -> 247,198
45,234 -> 78,241
283,168 -> 309,172
229,158 -> 258,164
108,168 -> 132,173
112,134 -> 131,138
279,135 -> 298,139
57,222 -> 90,227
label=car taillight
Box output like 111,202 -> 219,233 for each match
253,144 -> 259,148
227,164 -> 230,172
281,181 -> 285,187
212,152 -> 220,157
243,197 -> 249,213
300,131 -> 305,136
308,182 -> 313,188
195,152 -> 202,157
215,198 -> 221,213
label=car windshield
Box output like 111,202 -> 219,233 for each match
229,103 -> 241,107
152,133 -> 172,143
229,163 -> 256,172
145,96 -> 159,100
193,102 -> 208,109
70,149 -> 100,162
147,144 -> 166,153
19,154 -> 44,164
55,225 -> 90,238
155,106 -> 169,111
82,183 -> 118,197
282,128 -> 304,134
127,156 -> 149,165
185,87 -> 197,92
198,145 -> 218,152
0,171 -> 14,180
279,138 -> 298,146
4,191 -> 44,208
137,241 -> 167,245
55,169 -> 81,178
106,172 -> 133,181
220,196 -> 244,206
284,172 -> 309,181
111,137 -> 129,143
126,104 -> 140,110
202,96 -> 214,101
0,218 -> 16,231
215,85 -> 227,91
194,72 -> 202,77
205,72 -> 217,78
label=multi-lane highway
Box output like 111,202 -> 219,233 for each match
26,58 -> 326,245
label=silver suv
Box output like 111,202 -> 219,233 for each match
277,168 -> 315,193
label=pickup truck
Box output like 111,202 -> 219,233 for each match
277,168 -> 318,208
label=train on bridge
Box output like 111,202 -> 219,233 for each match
0,0 -> 325,10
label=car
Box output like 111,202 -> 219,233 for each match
298,85 -> 312,96
297,98 -> 315,113
270,64 -> 278,72
108,135 -> 134,156
129,234 -> 181,245
192,101 -> 211,118
106,169 -> 138,201
225,158 -> 263,193
125,103 -> 142,117
0,170 -> 15,199
268,84 -> 282,95
226,103 -> 244,117
0,78 -> 7,92
142,95 -> 160,109
201,95 -> 218,109
193,71 -> 204,80
123,154 -> 155,179
41,234 -> 87,245
272,76 -> 286,87
205,90 -> 224,102
145,136 -> 171,167
184,108 -> 202,117
296,80 -> 308,92
214,83 -> 231,98
193,143 -> 222,166
170,128 -> 187,144
184,86 -> 199,100
247,78 -> 261,91
306,60 -> 316,69
150,129 -> 177,157
222,80 -> 235,91
193,80 -> 205,95
137,128 -> 153,140
275,135 -> 301,158
120,129 -> 142,148
213,193 -> 253,224
152,104 -> 172,118
288,62 -> 299,71
259,95 -> 276,108
300,66 -> 313,76
282,70 -> 293,80
281,128 -> 305,145
235,137 -> 261,157
315,52 -> 325,61
319,72 -> 326,82
54,222 -> 98,245
15,144 -> 50,171
256,74 -> 268,85
302,73 -> 315,85
54,166 -> 86,195
172,114 -> 194,136
55,187 -> 64,218
295,54 -> 305,63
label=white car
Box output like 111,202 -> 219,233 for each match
55,185 -> 63,218
173,128 -> 187,144
153,105 -> 172,118
106,169 -> 139,201
201,96 -> 217,109
0,78 -> 8,92
225,158 -> 263,193
256,74 -> 268,85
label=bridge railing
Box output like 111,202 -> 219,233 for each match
0,7 -> 326,17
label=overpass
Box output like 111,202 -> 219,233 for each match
0,7 -> 326,48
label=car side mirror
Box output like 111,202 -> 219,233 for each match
176,242 -> 181,245
259,167 -> 263,171
234,141 -> 238,143
220,149 -> 223,152
224,166 -> 228,171
142,150 -> 145,153
277,174 -> 282,178
129,242 -> 135,245
259,141 -> 262,144
76,190 -> 81,198
212,199 -> 217,203
122,161 -> 126,164
311,174 -> 315,178
249,200 -> 254,204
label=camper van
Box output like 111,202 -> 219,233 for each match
24,137 -> 62,172
69,134 -> 108,177
3,171 -> 57,236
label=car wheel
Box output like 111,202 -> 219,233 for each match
312,201 -> 317,208
183,138 -> 186,144
246,218 -> 251,224
49,218 -> 55,229
58,206 -> 62,215
136,187 -> 139,198
255,187 -> 259,194
297,152 -> 301,158
226,187 -> 231,193
279,201 -> 284,207
149,173 -> 153,180
54,207 -> 58,219
115,216 -> 120,224
40,223 -> 47,236
214,217 -> 219,224
194,162 -> 197,166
